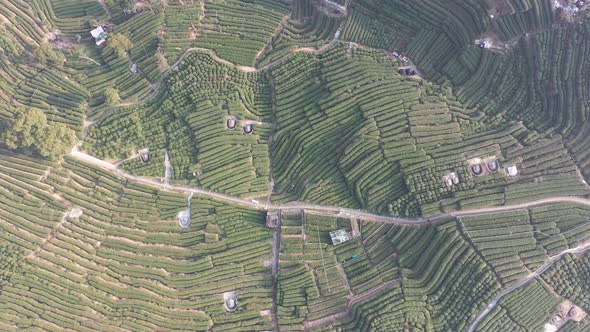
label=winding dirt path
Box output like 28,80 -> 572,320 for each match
97,0 -> 112,19
303,278 -> 400,331
466,241 -> 590,332
95,40 -> 339,124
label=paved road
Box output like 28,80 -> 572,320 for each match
70,147 -> 590,225
71,144 -> 430,224
70,147 -> 590,332
466,242 -> 590,332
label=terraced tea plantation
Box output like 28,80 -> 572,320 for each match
0,152 -> 275,331
1,0 -> 590,330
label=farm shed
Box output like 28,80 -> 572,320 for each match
266,211 -> 279,228
90,26 -> 108,46
329,229 -> 350,245
506,165 -> 519,177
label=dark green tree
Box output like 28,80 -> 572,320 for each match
3,107 -> 47,149
2,107 -> 76,160
36,123 -> 77,160
108,33 -> 133,57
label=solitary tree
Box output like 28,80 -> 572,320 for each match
104,87 -> 121,105
108,33 -> 133,57
155,49 -> 169,72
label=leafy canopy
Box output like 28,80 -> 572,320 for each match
35,43 -> 65,65
104,87 -> 121,105
2,107 -> 76,160
108,33 -> 133,57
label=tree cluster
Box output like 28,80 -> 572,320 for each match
2,107 -> 76,160
108,33 -> 133,57
35,43 -> 65,65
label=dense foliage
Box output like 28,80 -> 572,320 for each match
1,0 -> 590,331
2,107 -> 76,160
543,253 -> 590,311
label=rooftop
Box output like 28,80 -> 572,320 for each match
90,26 -> 108,46
506,165 -> 518,177
329,229 -> 350,245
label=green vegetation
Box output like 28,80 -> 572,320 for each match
543,253 -> 590,311
275,214 -> 502,331
35,43 -> 65,65
103,87 -> 121,106
256,0 -> 344,67
84,51 -> 273,196
270,46 -> 588,216
197,0 -> 290,66
0,245 -> 24,289
476,281 -> 561,331
332,220 -> 499,331
108,33 -> 133,57
458,203 -> 590,286
2,107 -> 76,160
0,152 -> 274,331
277,213 -> 353,329
1,0 -> 590,330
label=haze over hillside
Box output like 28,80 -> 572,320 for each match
0,0 -> 589,331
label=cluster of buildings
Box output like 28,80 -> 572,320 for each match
442,157 -> 519,187
90,26 -> 108,46
226,116 -> 255,134
469,157 -> 500,177
443,172 -> 460,188
546,301 -> 587,331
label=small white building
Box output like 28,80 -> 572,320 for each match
506,165 -> 519,177
90,26 -> 108,46
443,172 -> 460,187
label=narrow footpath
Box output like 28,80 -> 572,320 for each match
466,241 -> 590,332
